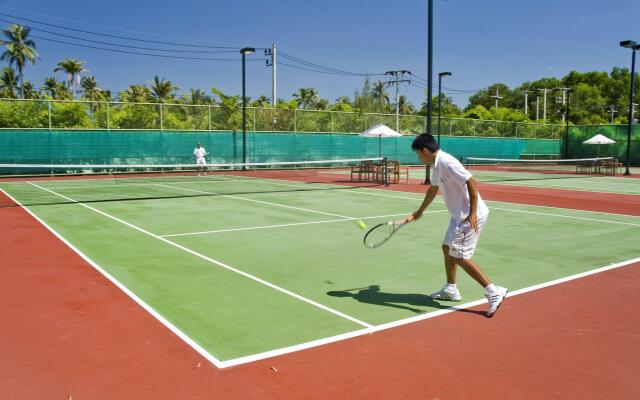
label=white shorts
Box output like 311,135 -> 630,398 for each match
196,157 -> 207,165
443,214 -> 488,260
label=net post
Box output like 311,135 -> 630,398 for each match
383,157 -> 389,187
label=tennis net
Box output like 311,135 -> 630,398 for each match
463,156 -> 619,183
0,158 -> 388,207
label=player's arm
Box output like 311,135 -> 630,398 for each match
465,176 -> 479,232
405,185 -> 438,223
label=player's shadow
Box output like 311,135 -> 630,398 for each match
327,285 -> 447,314
327,285 -> 487,316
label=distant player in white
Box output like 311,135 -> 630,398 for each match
403,133 -> 507,317
194,143 -> 207,175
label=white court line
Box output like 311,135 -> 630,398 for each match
0,188 -> 226,369
219,256 -> 640,368
209,175 -> 640,227
154,183 -> 352,219
484,180 -> 640,195
26,182 -> 373,331
5,184 -> 640,369
159,211 -> 448,238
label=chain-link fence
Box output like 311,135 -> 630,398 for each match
0,98 -> 563,139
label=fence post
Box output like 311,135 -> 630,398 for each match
208,105 -> 212,131
253,107 -> 256,131
331,112 -> 334,133
159,103 -> 164,131
106,101 -> 110,131
294,109 -> 297,133
47,99 -> 52,132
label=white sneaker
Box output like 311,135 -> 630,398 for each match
486,286 -> 508,317
429,285 -> 462,302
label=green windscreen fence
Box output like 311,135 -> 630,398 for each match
0,129 -> 561,165
566,125 -> 640,166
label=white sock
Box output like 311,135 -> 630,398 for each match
445,283 -> 457,292
484,283 -> 497,294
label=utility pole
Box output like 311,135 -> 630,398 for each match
556,87 -> 571,123
384,70 -> 411,132
538,88 -> 548,122
491,89 -> 504,108
536,95 -> 540,120
264,43 -> 277,106
606,105 -> 618,123
523,90 -> 530,116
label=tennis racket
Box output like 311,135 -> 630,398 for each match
363,220 -> 406,248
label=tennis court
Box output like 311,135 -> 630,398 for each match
2,161 -> 639,374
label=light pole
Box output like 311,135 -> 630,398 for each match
240,47 -> 255,167
422,0 -> 434,185
620,40 -> 639,175
437,72 -> 451,146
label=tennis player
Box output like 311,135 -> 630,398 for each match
193,143 -> 207,175
404,133 -> 507,317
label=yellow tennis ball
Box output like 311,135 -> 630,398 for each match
357,220 -> 367,230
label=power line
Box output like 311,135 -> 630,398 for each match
0,17 -> 240,54
0,11 -> 250,50
278,51 -> 385,76
30,35 -> 265,61
0,4 -> 246,48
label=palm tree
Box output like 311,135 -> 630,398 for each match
335,96 -> 352,106
397,95 -> 415,115
150,76 -> 178,103
21,80 -> 39,99
183,88 -> 208,105
43,76 -> 72,100
292,88 -> 319,109
81,76 -> 105,112
0,24 -> 38,98
80,76 -> 104,101
211,87 -> 241,128
250,95 -> 270,108
120,84 -> 151,103
0,67 -> 18,98
53,58 -> 87,97
371,81 -> 390,108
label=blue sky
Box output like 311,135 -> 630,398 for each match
2,0 -> 639,108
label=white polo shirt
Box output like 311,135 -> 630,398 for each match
431,150 -> 489,220
194,147 -> 206,159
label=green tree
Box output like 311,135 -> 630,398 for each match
43,76 -> 72,100
466,83 -> 511,111
250,95 -> 271,108
211,87 -> 241,129
293,87 -> 319,109
353,78 -> 374,112
463,105 -> 492,120
419,94 -> 462,117
0,66 -> 18,98
81,76 -> 105,102
371,80 -> 390,110
150,76 -> 178,103
120,84 -> 151,103
21,80 -> 39,99
53,58 -> 87,98
0,24 -> 38,98
397,95 -> 415,115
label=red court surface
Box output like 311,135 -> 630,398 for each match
1,186 -> 639,399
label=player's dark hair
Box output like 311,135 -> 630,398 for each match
411,133 -> 439,152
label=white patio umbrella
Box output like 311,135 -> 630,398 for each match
582,134 -> 615,158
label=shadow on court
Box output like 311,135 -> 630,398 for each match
327,285 -> 449,314
327,285 -> 488,317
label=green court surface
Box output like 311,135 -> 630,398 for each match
2,176 -> 639,364
406,168 -> 640,194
